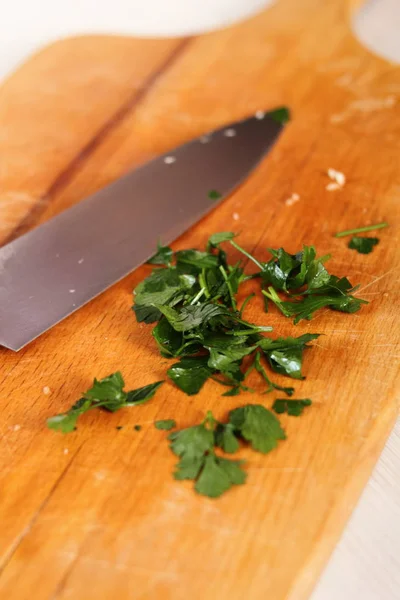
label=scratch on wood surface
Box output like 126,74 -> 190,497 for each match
356,268 -> 399,293
1,39 -> 192,246
0,442 -> 84,573
330,95 -> 397,123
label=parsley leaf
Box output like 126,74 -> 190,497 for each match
229,404 -> 286,453
168,416 -> 215,479
263,278 -> 367,323
147,243 -> 173,265
167,356 -> 212,395
251,352 -> 295,396
125,381 -> 164,407
167,413 -> 246,497
195,452 -> 246,498
272,398 -> 312,416
154,419 -> 176,430
157,302 -> 228,332
175,249 -> 220,271
208,189 -> 222,200
268,106 -> 291,124
207,231 -> 236,248
214,422 -> 240,453
348,236 -> 379,254
258,333 -> 320,379
47,373 -> 163,432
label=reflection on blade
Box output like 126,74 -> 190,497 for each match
0,110 -> 287,350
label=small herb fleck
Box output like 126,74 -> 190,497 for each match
272,398 -> 312,417
348,236 -> 379,254
134,424 -> 142,431
208,189 -> 222,200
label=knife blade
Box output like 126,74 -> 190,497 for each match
0,110 -> 286,351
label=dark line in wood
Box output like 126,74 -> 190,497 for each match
0,442 -> 85,575
3,38 -> 192,245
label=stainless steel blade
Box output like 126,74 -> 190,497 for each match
0,112 -> 285,351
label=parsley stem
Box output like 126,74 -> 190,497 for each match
199,270 -> 210,298
262,287 -> 291,317
190,287 -> 206,305
219,265 -> 237,310
335,222 -> 388,238
239,293 -> 255,317
230,240 -> 265,271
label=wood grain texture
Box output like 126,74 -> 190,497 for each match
0,1 -> 399,599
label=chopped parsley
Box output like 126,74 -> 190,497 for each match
132,235 -> 326,396
228,404 -> 286,453
166,406 -> 287,497
348,237 -> 379,254
334,222 -> 388,238
208,189 -> 222,200
48,225 -> 372,499
47,373 -> 163,433
272,398 -> 312,416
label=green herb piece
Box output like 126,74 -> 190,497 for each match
147,243 -> 173,265
47,398 -> 90,433
263,276 -> 368,323
168,412 -> 245,497
155,419 -> 176,431
47,373 -> 163,433
134,425 -> 142,431
168,414 -> 215,480
228,404 -> 286,453
157,302 -> 228,332
262,246 -> 331,292
116,425 -> 124,430
239,293 -> 255,317
168,356 -> 212,395
251,352 -> 295,396
335,222 -> 388,238
175,249 -> 220,271
133,267 -> 193,323
208,189 -> 222,200
207,231 -> 236,248
125,381 -> 164,407
258,333 -> 320,379
272,398 -> 312,416
214,422 -> 240,453
348,237 -> 379,254
268,106 -> 291,124
194,452 -> 246,498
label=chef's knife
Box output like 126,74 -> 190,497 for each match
0,109 -> 287,351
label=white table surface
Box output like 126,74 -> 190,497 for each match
1,1 -> 399,598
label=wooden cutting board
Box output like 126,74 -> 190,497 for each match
0,0 -> 399,598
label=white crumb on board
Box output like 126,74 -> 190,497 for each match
232,212 -> 240,221
42,386 -> 51,395
10,424 -> 21,432
285,193 -> 300,206
69,289 -> 76,294
326,169 -> 346,191
78,258 -> 84,264
326,182 -> 342,191
63,448 -> 69,455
